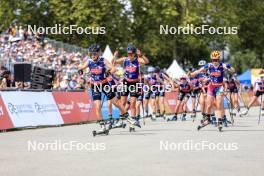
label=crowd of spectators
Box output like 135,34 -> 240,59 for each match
0,25 -> 89,91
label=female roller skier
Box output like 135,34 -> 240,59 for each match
78,44 -> 128,135
168,75 -> 193,121
112,44 -> 149,130
189,50 -> 235,132
240,74 -> 264,116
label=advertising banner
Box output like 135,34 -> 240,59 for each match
0,96 -> 14,130
52,92 -> 100,123
0,92 -> 63,128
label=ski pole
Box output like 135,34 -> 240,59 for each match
258,95 -> 263,125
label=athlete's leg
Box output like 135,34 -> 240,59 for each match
136,100 -> 142,117
107,100 -> 113,116
200,93 -> 206,114
159,96 -> 165,115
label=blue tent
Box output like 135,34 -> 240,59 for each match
237,69 -> 251,84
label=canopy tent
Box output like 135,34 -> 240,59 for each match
166,60 -> 186,79
237,69 -> 251,85
102,45 -> 113,62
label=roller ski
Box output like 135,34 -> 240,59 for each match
167,114 -> 177,121
197,115 -> 211,131
92,120 -> 109,137
109,118 -> 126,129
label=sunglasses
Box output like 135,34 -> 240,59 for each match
212,59 -> 219,62
90,52 -> 98,56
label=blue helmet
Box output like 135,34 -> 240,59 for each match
89,44 -> 101,53
127,44 -> 136,54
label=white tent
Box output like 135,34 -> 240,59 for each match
166,60 -> 186,79
102,45 -> 113,62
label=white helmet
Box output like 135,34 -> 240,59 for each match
147,66 -> 156,73
198,60 -> 206,66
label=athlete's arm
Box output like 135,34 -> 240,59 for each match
137,49 -> 149,65
78,61 -> 89,71
235,79 -> 241,91
223,63 -> 235,73
189,67 -> 206,77
112,51 -> 126,65
104,59 -> 117,74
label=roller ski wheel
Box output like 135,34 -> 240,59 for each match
129,126 -> 135,132
122,123 -> 126,128
218,126 -> 223,132
92,130 -> 97,137
92,129 -> 109,137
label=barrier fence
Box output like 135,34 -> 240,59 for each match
0,90 -> 259,130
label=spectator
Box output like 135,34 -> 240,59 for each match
59,75 -> 70,90
69,74 -> 78,89
76,77 -> 86,90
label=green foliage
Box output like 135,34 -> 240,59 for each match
0,0 -> 263,73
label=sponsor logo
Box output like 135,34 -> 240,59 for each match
91,68 -> 103,74
8,103 -> 34,114
125,66 -> 137,73
34,103 -> 58,113
211,71 -> 221,77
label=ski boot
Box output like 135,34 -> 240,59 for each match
111,118 -> 127,129
261,109 -> 264,116
197,115 -> 211,131
211,115 -> 217,126
151,113 -> 157,121
230,109 -> 236,116
191,110 -> 196,122
181,112 -> 187,121
126,116 -> 141,132
167,114 -> 177,121
239,108 -> 249,117
92,121 -> 109,137
157,110 -> 161,118
160,113 -> 166,120
222,115 -> 228,127
217,118 -> 223,132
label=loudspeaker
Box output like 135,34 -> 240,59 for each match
33,66 -> 55,77
31,66 -> 55,90
31,74 -> 53,84
31,82 -> 52,89
14,63 -> 32,82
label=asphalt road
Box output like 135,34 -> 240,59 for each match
0,107 -> 264,176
